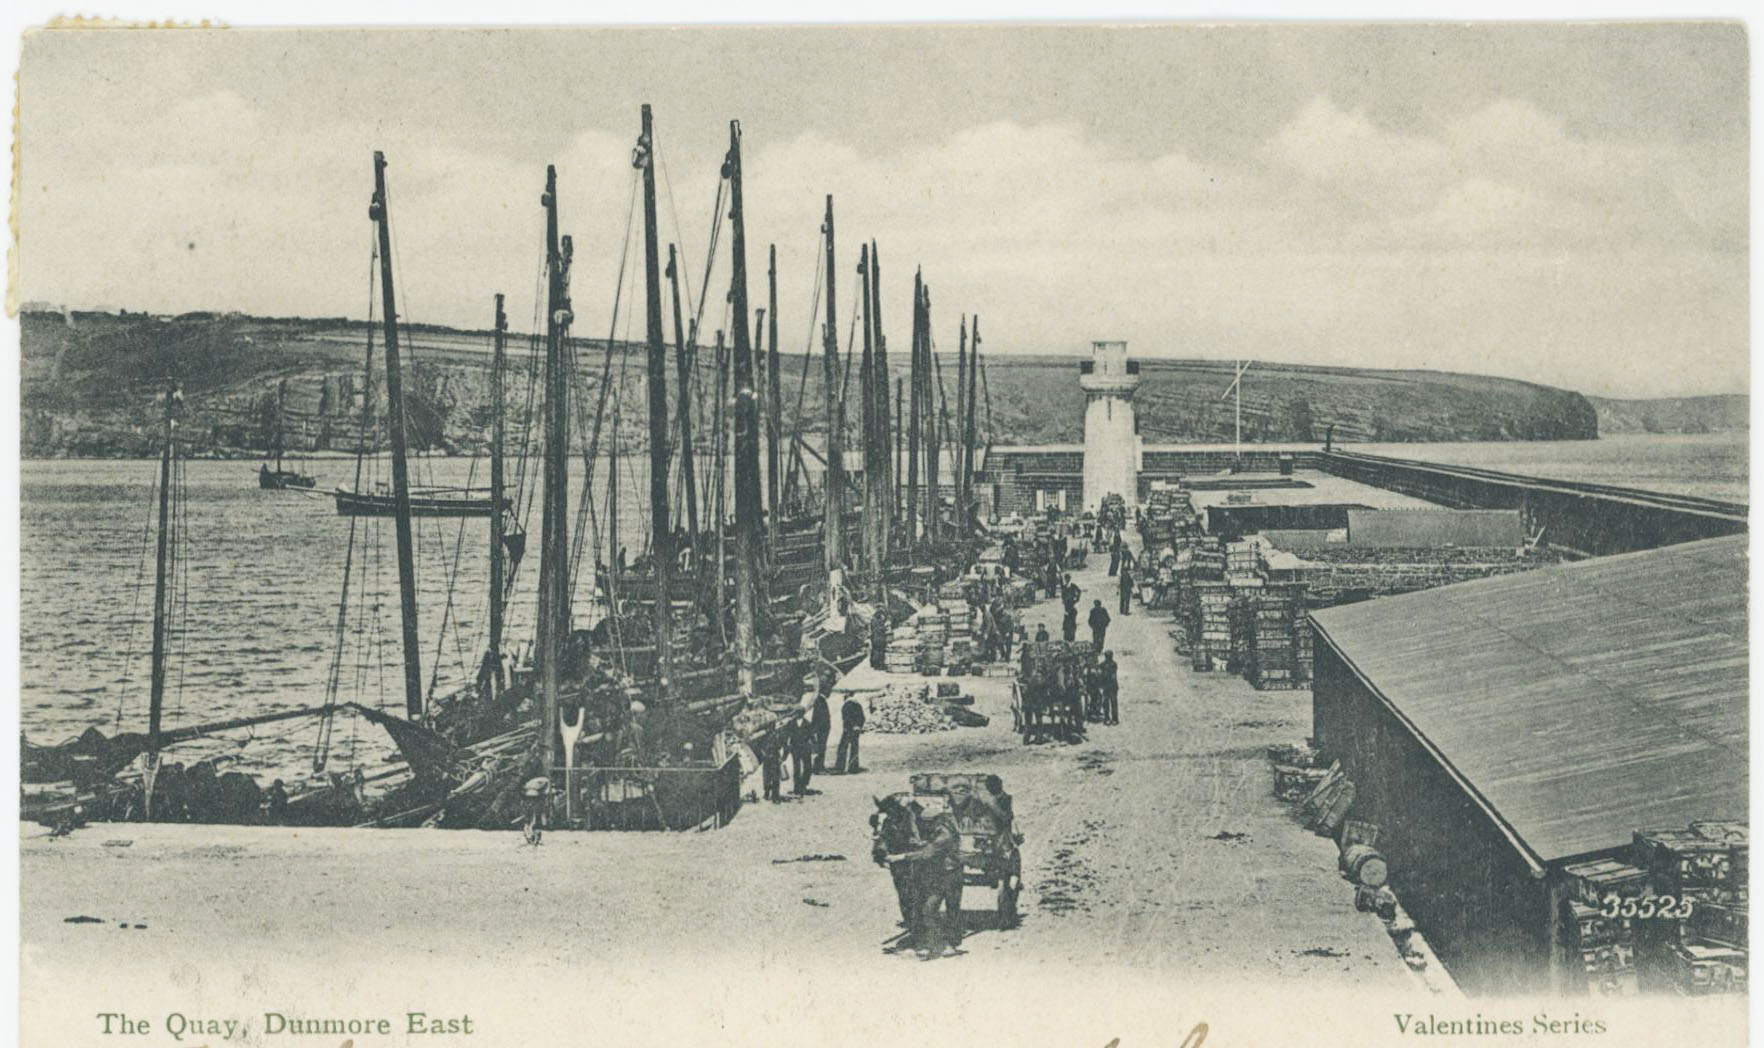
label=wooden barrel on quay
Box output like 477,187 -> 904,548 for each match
1343,844 -> 1389,888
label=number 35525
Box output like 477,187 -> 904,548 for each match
1599,895 -> 1694,919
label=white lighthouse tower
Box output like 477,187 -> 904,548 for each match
1080,340 -> 1142,511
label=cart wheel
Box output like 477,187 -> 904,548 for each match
998,882 -> 1019,928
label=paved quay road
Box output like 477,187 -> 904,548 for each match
21,536 -> 1417,1042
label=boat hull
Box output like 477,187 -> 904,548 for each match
333,488 -> 497,517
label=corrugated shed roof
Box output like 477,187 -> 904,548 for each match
1310,536 -> 1748,864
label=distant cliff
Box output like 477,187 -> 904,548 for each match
981,358 -> 1599,445
1587,394 -> 1748,435
21,309 -> 1603,457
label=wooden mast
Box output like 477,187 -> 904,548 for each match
535,164 -> 572,768
955,316 -> 967,539
923,283 -> 940,542
666,244 -> 700,574
820,196 -> 845,584
637,104 -> 673,700
725,119 -> 762,701
905,269 -> 922,548
857,244 -> 876,580
487,293 -> 507,691
369,151 -> 425,721
895,374 -> 905,544
965,315 -> 981,532
871,240 -> 891,564
713,330 -> 728,647
767,244 -> 781,530
147,382 -> 178,754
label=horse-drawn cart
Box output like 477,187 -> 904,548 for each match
1011,641 -> 1088,744
910,771 -> 1022,928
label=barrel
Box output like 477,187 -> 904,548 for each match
1343,844 -> 1389,888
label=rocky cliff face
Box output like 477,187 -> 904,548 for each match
22,310 -> 1604,457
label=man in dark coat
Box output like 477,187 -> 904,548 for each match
1061,603 -> 1078,643
1119,563 -> 1134,616
836,695 -> 866,774
1108,533 -> 1122,577
761,734 -> 784,802
810,692 -> 832,772
1100,651 -> 1120,724
870,610 -> 890,671
1088,599 -> 1111,653
789,718 -> 814,795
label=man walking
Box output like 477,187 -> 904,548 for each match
1088,599 -> 1111,653
836,694 -> 866,774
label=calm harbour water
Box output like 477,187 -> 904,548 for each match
18,432 -> 1748,781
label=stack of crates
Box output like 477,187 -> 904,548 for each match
883,626 -> 921,673
945,604 -> 975,674
1561,823 -> 1749,998
1564,858 -> 1650,996
915,608 -> 947,675
1193,582 -> 1235,671
1632,823 -> 1748,996
1245,583 -> 1309,690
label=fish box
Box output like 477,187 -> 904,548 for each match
1273,764 -> 1328,800
1652,940 -> 1747,996
1635,830 -> 1735,891
1577,941 -> 1636,972
1689,902 -> 1748,948
1565,859 -> 1651,907
1563,901 -> 1634,946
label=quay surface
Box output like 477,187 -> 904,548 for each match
22,546 -> 1426,1045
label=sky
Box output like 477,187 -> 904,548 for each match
14,23 -> 1750,398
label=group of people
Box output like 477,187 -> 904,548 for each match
760,680 -> 867,803
874,776 -> 1017,961
1083,651 -> 1121,724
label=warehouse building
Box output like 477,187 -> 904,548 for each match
1308,536 -> 1747,994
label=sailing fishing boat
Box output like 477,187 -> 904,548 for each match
258,377 -> 317,489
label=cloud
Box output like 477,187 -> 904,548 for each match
16,86 -> 1746,398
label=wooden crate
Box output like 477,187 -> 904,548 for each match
1565,859 -> 1651,907
1563,900 -> 1635,946
1635,830 -> 1735,892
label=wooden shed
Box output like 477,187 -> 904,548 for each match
1309,536 -> 1747,994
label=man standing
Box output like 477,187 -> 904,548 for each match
789,717 -> 814,796
836,694 -> 866,774
1108,532 -> 1122,577
1119,561 -> 1134,616
810,690 -> 832,773
1101,651 -> 1120,724
1063,575 -> 1081,613
1088,599 -> 1111,653
1061,602 -> 1078,643
761,733 -> 784,802
870,609 -> 890,671
994,603 -> 1014,661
